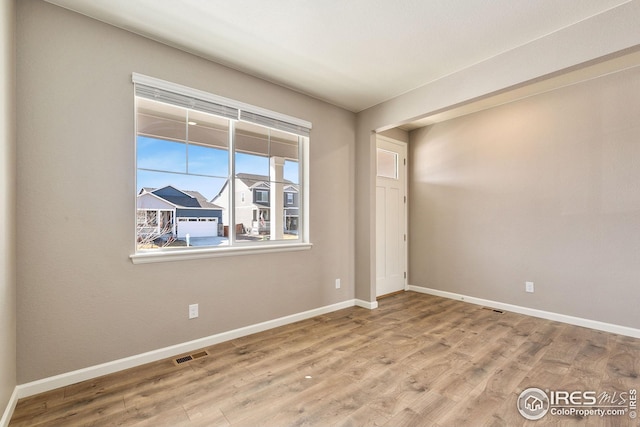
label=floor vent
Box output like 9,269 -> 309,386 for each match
191,351 -> 208,360
174,350 -> 209,365
482,307 -> 505,314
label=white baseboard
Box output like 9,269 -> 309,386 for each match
15,298 -> 366,400
355,299 -> 378,309
407,285 -> 640,339
0,388 -> 18,427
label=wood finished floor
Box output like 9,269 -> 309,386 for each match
10,291 -> 640,426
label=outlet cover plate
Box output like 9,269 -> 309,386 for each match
525,282 -> 534,293
189,303 -> 199,319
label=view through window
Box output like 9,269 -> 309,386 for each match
134,80 -> 308,252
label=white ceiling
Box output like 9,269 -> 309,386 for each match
45,0 -> 630,112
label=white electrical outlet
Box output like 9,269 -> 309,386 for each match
335,278 -> 341,289
525,282 -> 534,293
189,303 -> 199,319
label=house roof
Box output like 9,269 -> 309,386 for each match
211,174 -> 298,203
236,173 -> 295,188
143,186 -> 223,210
182,190 -> 223,210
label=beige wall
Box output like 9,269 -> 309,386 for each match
16,0 -> 355,383
1,0 -> 16,412
409,67 -> 640,328
12,0 -> 640,389
355,2 -> 640,304
377,128 -> 408,143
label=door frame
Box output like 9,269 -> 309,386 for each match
375,135 -> 408,297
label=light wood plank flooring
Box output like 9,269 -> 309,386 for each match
10,291 -> 640,426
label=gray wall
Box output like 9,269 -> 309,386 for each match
409,67 -> 640,328
16,0 -> 355,383
1,0 -> 16,411
355,2 -> 640,304
12,0 -> 640,389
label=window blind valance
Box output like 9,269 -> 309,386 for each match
135,83 -> 238,120
132,73 -> 311,137
239,111 -> 310,138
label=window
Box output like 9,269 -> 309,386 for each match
132,74 -> 311,261
377,148 -> 398,179
254,189 -> 269,203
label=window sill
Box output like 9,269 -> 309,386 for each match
130,242 -> 313,264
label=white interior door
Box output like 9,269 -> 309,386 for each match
376,136 -> 407,297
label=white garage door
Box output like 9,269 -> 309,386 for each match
177,218 -> 218,238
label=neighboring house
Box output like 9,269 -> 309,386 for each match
137,186 -> 224,240
212,173 -> 298,236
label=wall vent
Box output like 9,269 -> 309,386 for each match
174,350 -> 209,365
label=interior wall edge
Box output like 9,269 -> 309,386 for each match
0,0 -> 17,421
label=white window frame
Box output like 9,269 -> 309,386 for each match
130,74 -> 311,264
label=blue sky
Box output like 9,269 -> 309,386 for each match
137,136 -> 299,200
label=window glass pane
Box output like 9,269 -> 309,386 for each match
283,181 -> 300,238
186,111 -> 229,150
284,160 -> 299,185
136,97 -> 231,251
269,128 -> 299,161
137,137 -> 186,173
136,171 -> 228,250
187,144 -> 228,177
186,112 -> 229,178
235,121 -> 269,179
137,170 -> 227,200
233,176 -> 299,242
233,123 -> 301,243
236,152 -> 269,178
137,98 -> 187,142
234,177 -> 266,241
135,82 -> 308,254
377,148 -> 398,179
